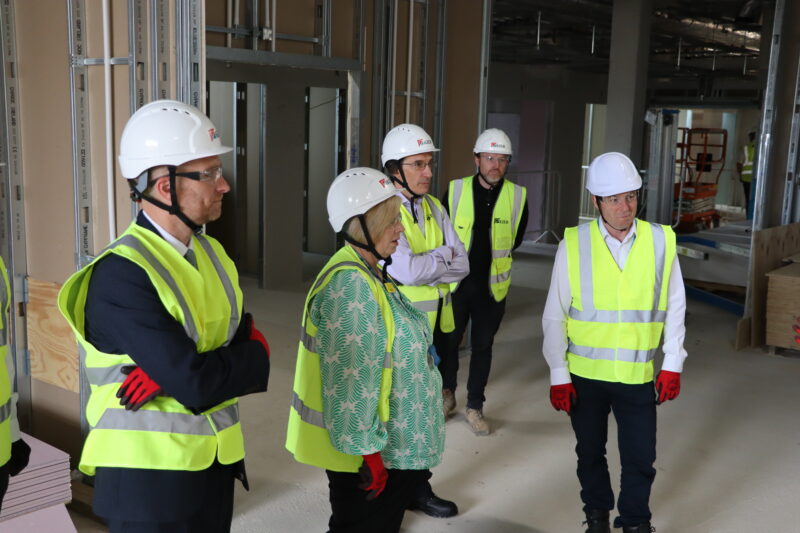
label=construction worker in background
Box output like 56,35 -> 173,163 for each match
736,128 -> 756,218
0,256 -> 31,511
541,152 -> 687,533
287,168 -> 446,532
438,128 -> 528,435
382,123 -> 467,519
58,100 -> 270,533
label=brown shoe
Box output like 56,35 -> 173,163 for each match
465,408 -> 490,436
442,389 -> 456,417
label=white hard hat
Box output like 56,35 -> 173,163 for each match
586,152 -> 642,197
474,128 -> 512,155
327,167 -> 396,232
381,123 -> 439,166
118,99 -> 232,179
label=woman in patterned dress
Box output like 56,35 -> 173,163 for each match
286,168 -> 446,533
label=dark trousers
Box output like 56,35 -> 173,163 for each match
327,469 -> 431,533
99,462 -> 236,533
435,277 -> 506,409
0,463 -> 8,514
569,374 -> 657,528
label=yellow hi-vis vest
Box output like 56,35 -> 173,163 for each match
398,195 -> 455,333
286,246 -> 394,472
741,142 -> 755,183
0,257 -> 13,466
58,222 -> 245,475
448,176 -> 527,301
564,219 -> 676,384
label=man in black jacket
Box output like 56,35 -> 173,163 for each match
59,100 -> 270,533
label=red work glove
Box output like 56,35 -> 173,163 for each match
358,452 -> 388,500
117,366 -> 162,411
655,370 -> 681,404
793,316 -> 800,344
249,320 -> 270,358
550,383 -> 577,414
236,313 -> 270,358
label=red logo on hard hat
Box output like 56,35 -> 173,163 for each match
379,178 -> 387,187
208,128 -> 220,142
417,138 -> 432,146
490,142 -> 505,148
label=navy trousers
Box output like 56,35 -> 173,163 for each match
327,469 -> 431,533
569,374 -> 657,528
435,277 -> 506,410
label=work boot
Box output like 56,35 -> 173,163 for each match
582,510 -> 610,533
408,490 -> 459,518
465,408 -> 490,436
621,523 -> 655,532
442,389 -> 456,417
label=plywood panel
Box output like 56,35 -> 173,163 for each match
765,264 -> 800,349
27,279 -> 78,394
745,223 -> 800,347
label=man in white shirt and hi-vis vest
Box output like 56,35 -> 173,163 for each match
542,152 -> 687,533
58,101 -> 270,533
439,128 -> 527,436
382,123 -> 468,519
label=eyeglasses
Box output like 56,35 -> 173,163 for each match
599,192 -> 638,206
480,154 -> 511,165
153,166 -> 225,183
401,160 -> 436,171
174,166 -> 224,183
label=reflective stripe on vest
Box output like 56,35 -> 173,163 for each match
94,403 -> 240,435
449,176 -> 526,301
398,195 -> 455,332
565,220 -> 675,384
286,246 -> 395,472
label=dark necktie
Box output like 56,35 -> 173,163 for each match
184,248 -> 197,269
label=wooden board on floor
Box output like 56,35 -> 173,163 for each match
745,223 -> 800,348
27,279 -> 78,393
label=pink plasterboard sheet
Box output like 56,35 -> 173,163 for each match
4,481 -> 71,502
0,504 -> 77,533
7,470 -> 67,491
0,495 -> 74,524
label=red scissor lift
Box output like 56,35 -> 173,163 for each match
674,127 -> 727,232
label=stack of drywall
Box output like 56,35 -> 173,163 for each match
0,433 -> 71,523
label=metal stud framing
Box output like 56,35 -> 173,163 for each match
780,56 -> 800,224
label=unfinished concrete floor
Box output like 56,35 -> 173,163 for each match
70,252 -> 800,532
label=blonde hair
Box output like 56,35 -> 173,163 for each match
344,195 -> 401,244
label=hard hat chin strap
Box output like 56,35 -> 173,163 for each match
130,167 -> 204,234
341,214 -> 393,280
388,164 -> 422,223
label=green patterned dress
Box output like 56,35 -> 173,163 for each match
311,268 -> 445,470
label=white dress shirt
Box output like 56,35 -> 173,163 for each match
142,210 -> 195,257
386,191 -> 470,286
541,218 -> 688,385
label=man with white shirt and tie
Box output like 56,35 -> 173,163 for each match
541,152 -> 687,533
